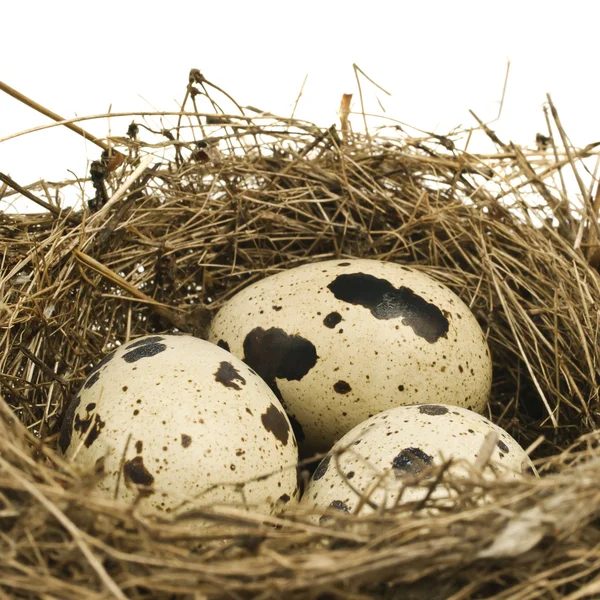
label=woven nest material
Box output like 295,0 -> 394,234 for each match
2,72 -> 600,599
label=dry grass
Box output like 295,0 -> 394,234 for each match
1,70 -> 600,598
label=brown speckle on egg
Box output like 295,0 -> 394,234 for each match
333,380 -> 352,394
83,350 -> 117,390
73,412 -> 105,448
261,403 -> 290,445
243,326 -> 318,382
329,499 -> 350,512
217,339 -> 230,351
323,311 -> 342,328
497,440 -> 509,454
58,395 -> 81,453
418,404 -> 449,416
288,413 -> 305,443
392,447 -> 434,476
126,335 -> 165,349
214,361 -> 247,390
83,371 -> 101,390
122,340 -> 167,363
313,455 -> 331,481
124,456 -> 155,487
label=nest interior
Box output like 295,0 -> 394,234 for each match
1,74 -> 600,599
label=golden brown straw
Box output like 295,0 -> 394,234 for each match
1,72 -> 600,599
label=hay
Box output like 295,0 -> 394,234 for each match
1,71 -> 600,598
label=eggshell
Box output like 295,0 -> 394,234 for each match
208,259 -> 492,452
300,404 -> 534,521
59,335 -> 299,519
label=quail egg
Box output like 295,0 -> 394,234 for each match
209,259 -> 492,453
59,334 -> 299,520
300,403 -> 534,521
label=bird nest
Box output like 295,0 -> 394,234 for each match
1,71 -> 600,599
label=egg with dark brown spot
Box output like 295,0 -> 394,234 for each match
60,334 -> 298,522
209,259 -> 492,453
301,404 -> 535,520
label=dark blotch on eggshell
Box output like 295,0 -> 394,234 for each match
319,499 -> 350,524
126,335 -> 165,349
135,440 -> 143,454
243,327 -> 317,382
333,380 -> 352,394
83,371 -> 101,390
214,361 -> 247,390
392,447 -> 434,476
217,339 -> 230,352
269,381 -> 305,443
287,412 -> 305,444
58,395 -> 81,453
123,456 -> 155,486
329,499 -> 350,512
313,455 -> 331,481
122,341 -> 167,363
323,311 -> 342,329
327,272 -> 449,343
86,349 -> 116,377
243,328 -> 313,447
418,404 -> 449,416
497,440 -> 510,454
181,434 -> 192,448
74,412 -> 106,448
83,349 -> 118,390
278,493 -> 291,504
261,403 -> 290,446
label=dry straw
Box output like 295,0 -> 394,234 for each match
1,69 -> 600,598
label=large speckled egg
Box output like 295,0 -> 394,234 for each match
59,334 -> 299,519
208,259 -> 492,453
300,404 -> 534,520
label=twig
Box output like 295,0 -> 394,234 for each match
291,73 -> 308,120
469,110 -> 508,150
0,80 -> 111,153
0,172 -> 80,225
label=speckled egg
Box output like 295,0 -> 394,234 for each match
208,259 -> 492,453
300,404 -> 534,520
59,334 -> 299,519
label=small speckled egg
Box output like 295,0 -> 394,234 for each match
208,259 -> 492,453
59,334 -> 299,519
300,404 -> 534,521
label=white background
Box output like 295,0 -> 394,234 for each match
1,1 -> 598,211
